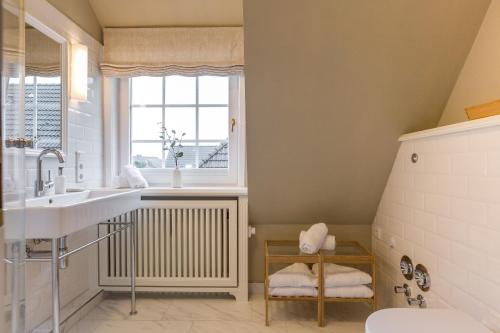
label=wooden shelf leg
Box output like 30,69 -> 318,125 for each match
264,256 -> 269,326
372,258 -> 377,312
318,254 -> 325,327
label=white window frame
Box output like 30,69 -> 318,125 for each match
118,75 -> 246,187
24,13 -> 69,157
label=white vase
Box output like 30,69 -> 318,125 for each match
172,167 -> 182,188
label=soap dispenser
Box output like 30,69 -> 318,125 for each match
55,166 -> 66,194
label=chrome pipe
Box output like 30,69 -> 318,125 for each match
26,250 -> 52,257
51,238 -> 61,333
130,211 -> 137,315
25,258 -> 51,262
4,258 -> 14,264
59,236 -> 68,269
58,225 -> 128,260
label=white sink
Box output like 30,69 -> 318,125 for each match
4,189 -> 141,239
366,308 -> 492,333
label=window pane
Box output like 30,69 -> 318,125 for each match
199,76 -> 228,104
199,107 -> 228,140
165,76 -> 196,104
132,142 -> 163,168
164,107 -> 196,140
164,142 -> 228,169
165,142 -> 197,169
198,141 -> 229,169
25,75 -> 62,149
131,76 -> 163,105
131,107 -> 162,140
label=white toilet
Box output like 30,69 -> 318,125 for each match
366,308 -> 492,333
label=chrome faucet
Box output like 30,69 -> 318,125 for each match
34,148 -> 65,197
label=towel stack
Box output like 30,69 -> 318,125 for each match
268,263 -> 318,297
312,263 -> 373,298
299,223 -> 336,254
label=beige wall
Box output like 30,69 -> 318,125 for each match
439,0 -> 500,126
47,0 -> 102,42
243,0 -> 489,230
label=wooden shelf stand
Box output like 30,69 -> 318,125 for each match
264,240 -> 376,327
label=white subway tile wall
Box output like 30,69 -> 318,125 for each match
25,55 -> 103,331
373,126 -> 500,331
24,62 -> 103,195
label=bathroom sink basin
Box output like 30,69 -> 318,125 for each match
4,189 -> 141,239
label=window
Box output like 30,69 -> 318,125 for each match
128,75 -> 243,185
25,76 -> 62,149
5,75 -> 62,150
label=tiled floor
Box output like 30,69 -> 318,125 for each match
67,293 -> 372,333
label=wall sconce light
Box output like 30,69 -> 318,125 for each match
71,43 -> 88,101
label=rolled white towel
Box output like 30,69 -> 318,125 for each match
299,223 -> 328,254
112,175 -> 130,188
321,234 -> 336,250
312,263 -> 372,287
269,287 -> 318,297
269,263 -> 318,288
123,165 -> 149,188
324,285 -> 373,298
300,231 -> 336,251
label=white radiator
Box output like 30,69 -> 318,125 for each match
98,200 -> 238,288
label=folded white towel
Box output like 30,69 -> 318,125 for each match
300,231 -> 336,251
299,223 -> 328,254
324,285 -> 373,298
312,263 -> 372,287
123,165 -> 148,188
269,263 -> 318,288
269,287 -> 318,297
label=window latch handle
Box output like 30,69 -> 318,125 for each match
231,118 -> 236,132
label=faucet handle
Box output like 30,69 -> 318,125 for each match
48,170 -> 52,182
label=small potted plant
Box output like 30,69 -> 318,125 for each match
160,126 -> 185,188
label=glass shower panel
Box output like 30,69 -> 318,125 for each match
1,0 -> 26,332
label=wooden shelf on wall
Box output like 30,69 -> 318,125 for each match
465,99 -> 500,120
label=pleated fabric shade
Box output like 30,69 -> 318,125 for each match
100,27 -> 244,77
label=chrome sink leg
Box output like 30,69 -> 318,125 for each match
130,211 -> 137,315
51,238 -> 61,333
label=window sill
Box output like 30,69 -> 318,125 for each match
140,186 -> 248,197
138,168 -> 238,187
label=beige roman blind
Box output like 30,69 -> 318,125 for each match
25,28 -> 61,77
101,27 -> 244,77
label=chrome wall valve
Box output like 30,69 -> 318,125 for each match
394,283 -> 412,297
407,295 -> 426,308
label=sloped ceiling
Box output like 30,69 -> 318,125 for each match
47,0 -> 103,42
244,0 -> 491,225
88,0 -> 243,27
